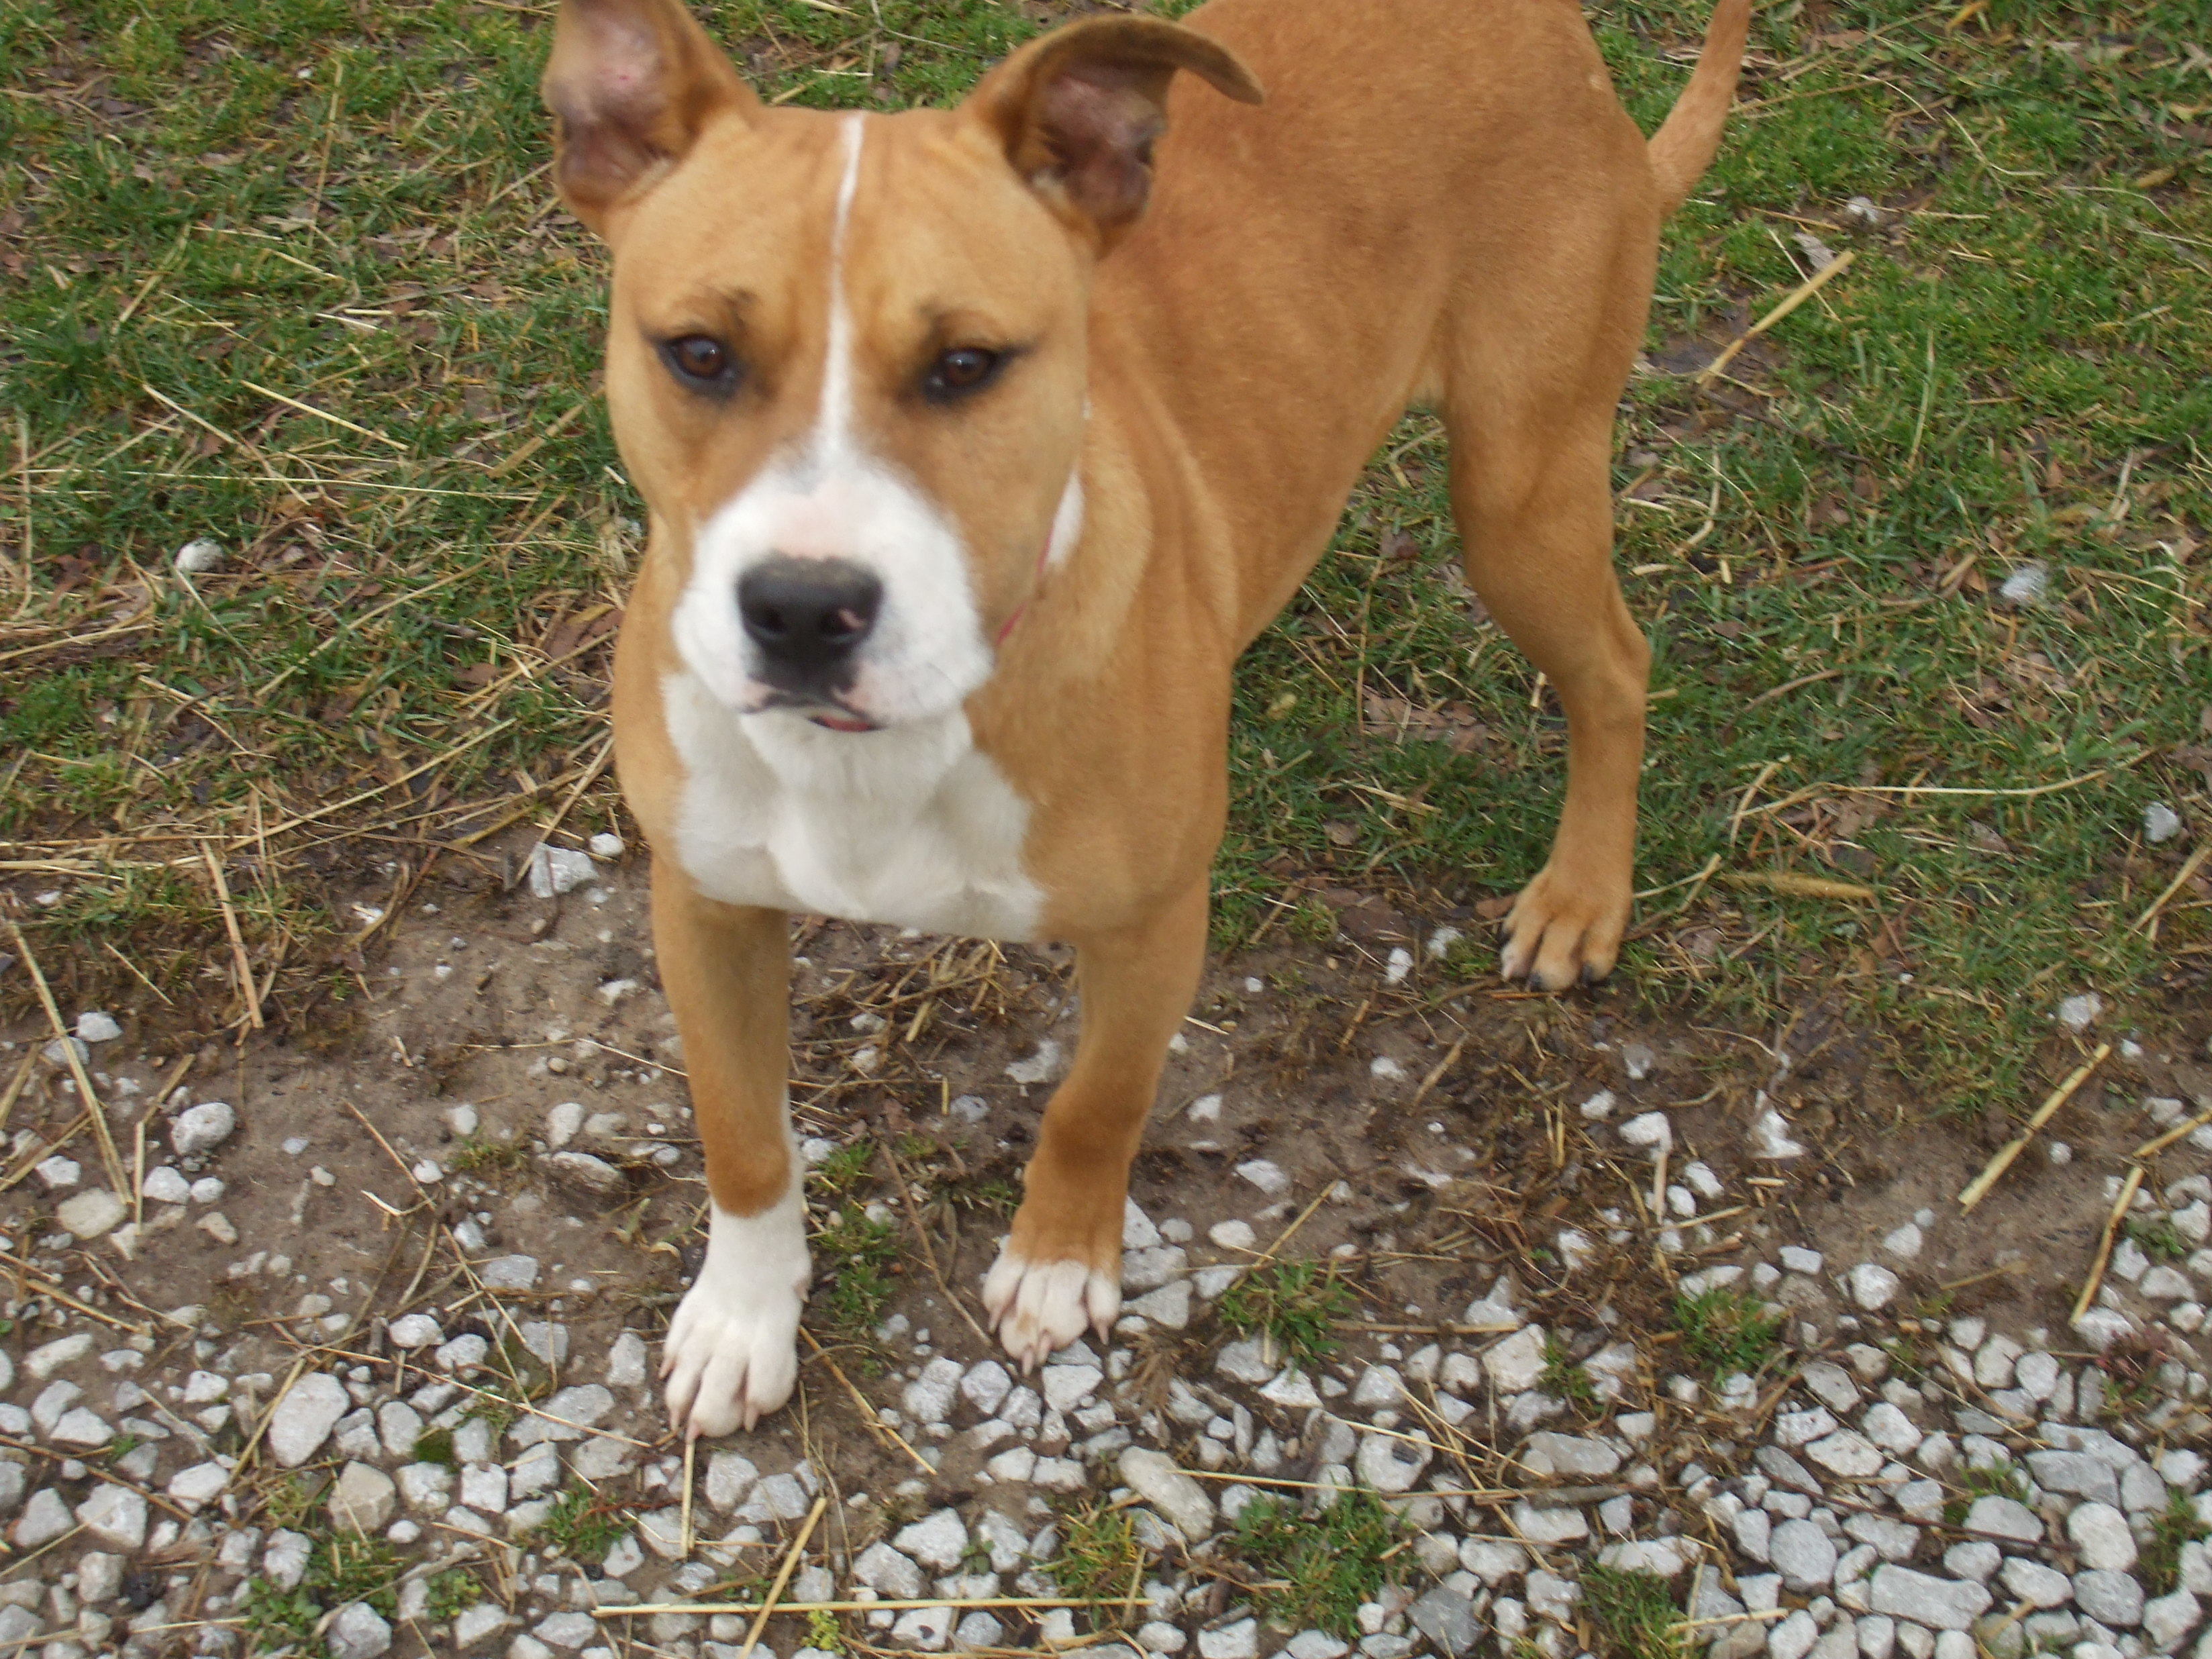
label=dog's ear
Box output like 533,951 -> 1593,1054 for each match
964,17 -> 1262,252
541,0 -> 756,237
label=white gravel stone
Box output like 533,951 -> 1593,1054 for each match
905,1357 -> 964,1425
268,1372 -> 350,1467
74,1482 -> 146,1550
329,1601 -> 393,1658
11,1488 -> 71,1548
167,1461 -> 230,1508
1807,1431 -> 1885,1478
1523,1432 -> 1621,1478
1510,1502 -> 1587,1545
1485,1326 -> 1548,1394
2073,1570 -> 2145,1628
395,1463 -> 454,1513
477,1254 -> 540,1291
1868,1567 -> 1993,1631
1772,1519 -> 1839,1589
961,1360 -> 1013,1417
35,1156 -> 79,1189
1770,1609 -> 1821,1659
1355,1432 -> 1432,1493
1120,1448 -> 1215,1541
1042,1364 -> 1101,1412
1751,1107 -> 1807,1160
2068,1503 -> 2139,1572
895,1509 -> 969,1572
264,1528 -> 313,1589
1234,1160 -> 1289,1196
2142,1589 -> 2199,1650
1848,1264 -> 1901,1311
1198,1619 -> 1258,1659
1620,1112 -> 1672,1155
387,1313 -> 442,1350
56,1188 -> 127,1239
174,538 -> 226,572
1883,1223 -> 1924,1260
605,1329 -> 648,1389
855,1542 -> 926,1600
2000,1559 -> 2072,1609
170,1100 -> 237,1156
75,1010 -> 123,1043
1862,1404 -> 1923,1455
1782,1246 -> 1827,1276
706,1453 -> 758,1511
1963,1497 -> 2042,1544
332,1462 -> 397,1532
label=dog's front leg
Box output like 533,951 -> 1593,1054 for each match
985,878 -> 1209,1368
652,874 -> 807,1437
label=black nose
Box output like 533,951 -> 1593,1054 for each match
737,556 -> 882,682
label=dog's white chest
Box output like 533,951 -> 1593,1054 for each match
662,672 -> 1044,940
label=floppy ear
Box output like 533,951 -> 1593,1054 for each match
964,17 -> 1263,252
541,0 -> 757,236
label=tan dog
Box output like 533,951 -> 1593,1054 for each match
541,0 -> 1747,1435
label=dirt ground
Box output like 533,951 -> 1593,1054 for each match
11,832 -> 2210,1502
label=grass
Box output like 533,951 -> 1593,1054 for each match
242,1529 -> 405,1652
1,0 -> 2206,1119
1042,1503 -> 1144,1631
424,1565 -> 485,1619
1943,1456 -> 2031,1525
811,1209 -> 900,1346
446,1134 -> 530,1178
1582,1566 -> 1687,1659
2139,1488 -> 2211,1596
1215,1261 -> 1356,1368
2126,1215 -> 2191,1262
1671,1287 -> 1784,1378
1541,1336 -> 1603,1411
530,1483 -> 631,1566
1225,1489 -> 1398,1640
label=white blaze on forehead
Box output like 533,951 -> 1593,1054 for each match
817,113 -> 866,452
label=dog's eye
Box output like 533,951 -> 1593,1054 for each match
662,334 -> 738,389
922,346 -> 1003,402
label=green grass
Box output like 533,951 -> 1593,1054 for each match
3,0 -> 2207,1117
2126,1215 -> 2191,1262
1215,1261 -> 1356,1368
811,1209 -> 900,1346
242,1529 -> 405,1652
424,1566 -> 485,1620
1582,1566 -> 1687,1659
1672,1287 -> 1784,1378
530,1484 -> 631,1566
1226,1490 -> 1399,1640
2140,1489 -> 2211,1596
1042,1504 -> 1144,1630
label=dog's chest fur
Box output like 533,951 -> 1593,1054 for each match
662,672 -> 1045,938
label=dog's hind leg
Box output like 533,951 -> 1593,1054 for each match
651,878 -> 809,1437
1444,397 -> 1650,991
984,876 -> 1209,1368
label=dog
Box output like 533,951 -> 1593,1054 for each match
539,0 -> 1748,1435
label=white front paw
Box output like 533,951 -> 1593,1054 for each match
981,1245 -> 1119,1371
662,1187 -> 809,1437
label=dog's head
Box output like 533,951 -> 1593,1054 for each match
542,0 -> 1260,731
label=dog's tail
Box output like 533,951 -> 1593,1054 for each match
1646,0 -> 1752,217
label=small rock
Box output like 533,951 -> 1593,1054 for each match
527,846 -> 598,897
174,538 -> 226,572
1619,1112 -> 1672,1156
1999,562 -> 2050,608
2068,1502 -> 2138,1572
56,1189 -> 128,1240
1999,1559 -> 2071,1609
2072,1570 -> 2145,1629
895,1509 -> 969,1572
1510,1502 -> 1587,1545
331,1463 -> 397,1533
1234,1160 -> 1289,1197
2056,992 -> 2103,1033
1806,1431 -> 1884,1479
387,1313 -> 442,1350
1121,1448 -> 1215,1541
1198,1619 -> 1258,1659
1962,1497 -> 2042,1544
1868,1566 -> 1993,1631
1485,1326 -> 1548,1394
268,1372 -> 351,1468
547,1150 -> 624,1199
2142,1589 -> 2199,1650
74,1482 -> 147,1550
329,1601 -> 394,1659
1848,1264 -> 1901,1311
855,1542 -> 925,1601
477,1255 -> 541,1291
170,1100 -> 237,1157
1751,1107 -> 1807,1160
1773,1519 -> 1840,1590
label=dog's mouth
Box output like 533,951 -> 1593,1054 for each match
745,686 -> 881,733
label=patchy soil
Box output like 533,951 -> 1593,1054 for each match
3,839 -> 2210,1656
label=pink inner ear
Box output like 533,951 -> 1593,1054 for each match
1034,66 -> 1166,229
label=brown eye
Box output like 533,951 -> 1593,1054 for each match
664,334 -> 734,387
923,346 -> 1003,402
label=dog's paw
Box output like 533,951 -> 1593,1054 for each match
982,1246 -> 1119,1371
661,1189 -> 810,1438
1499,864 -> 1628,990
